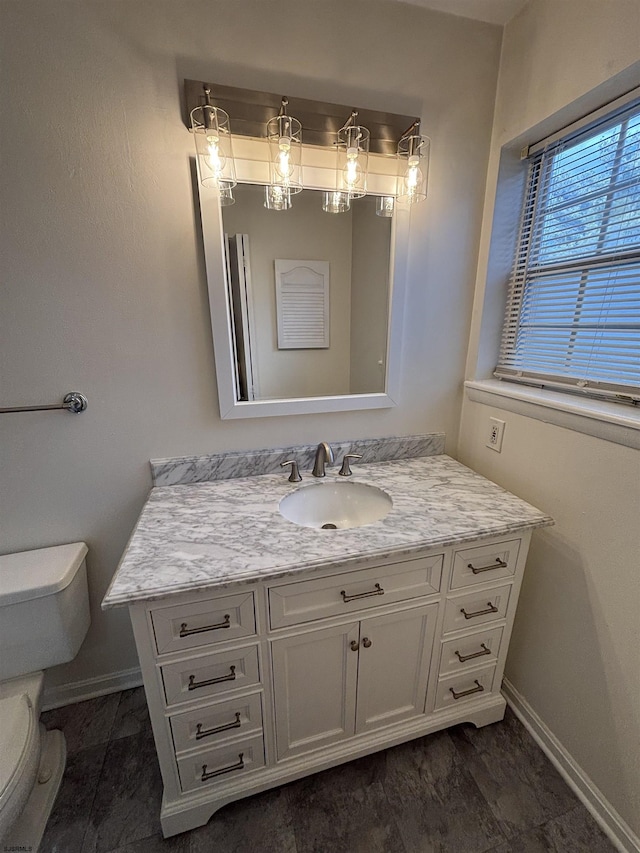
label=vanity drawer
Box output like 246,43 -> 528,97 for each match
161,644 -> 260,707
442,584 -> 511,635
151,591 -> 256,656
450,539 -> 520,590
433,665 -> 498,712
177,734 -> 265,793
268,554 -> 443,629
438,626 -> 503,676
170,692 -> 263,755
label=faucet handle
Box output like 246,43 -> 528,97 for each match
281,460 -> 302,483
339,454 -> 362,477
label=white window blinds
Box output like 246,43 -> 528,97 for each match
496,95 -> 640,404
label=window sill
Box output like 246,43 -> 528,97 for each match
464,379 -> 640,450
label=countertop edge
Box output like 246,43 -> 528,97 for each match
102,515 -> 554,610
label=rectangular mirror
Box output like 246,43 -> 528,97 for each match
195,146 -> 409,418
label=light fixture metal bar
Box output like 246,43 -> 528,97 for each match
184,80 -> 419,156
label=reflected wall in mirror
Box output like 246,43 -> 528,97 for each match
221,185 -> 392,402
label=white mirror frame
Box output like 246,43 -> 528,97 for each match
196,138 -> 410,419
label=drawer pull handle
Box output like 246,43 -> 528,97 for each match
450,679 -> 484,700
468,557 -> 507,574
362,637 -> 372,648
201,753 -> 244,781
350,640 -> 360,651
188,665 -> 236,691
196,712 -> 241,740
340,583 -> 384,603
460,602 -> 498,620
179,614 -> 231,637
455,643 -> 491,663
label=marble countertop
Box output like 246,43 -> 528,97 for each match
102,455 -> 553,609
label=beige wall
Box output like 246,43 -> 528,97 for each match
459,0 -> 640,836
221,186 -> 352,399
0,2 -> 501,692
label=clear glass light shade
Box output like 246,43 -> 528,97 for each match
396,134 -> 429,205
336,124 -> 369,199
264,185 -> 292,211
191,104 -> 237,190
322,191 -> 351,214
219,186 -> 235,207
376,196 -> 395,217
267,114 -> 303,194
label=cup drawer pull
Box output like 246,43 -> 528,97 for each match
450,679 -> 484,700
196,712 -> 242,740
468,557 -> 507,574
188,665 -> 236,691
340,583 -> 384,603
179,614 -> 231,637
460,602 -> 498,620
201,753 -> 244,781
454,643 -> 491,663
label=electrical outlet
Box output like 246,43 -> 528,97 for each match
486,417 -> 506,452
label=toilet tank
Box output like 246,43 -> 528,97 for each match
0,543 -> 91,681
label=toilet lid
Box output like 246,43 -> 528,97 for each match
0,694 -> 33,799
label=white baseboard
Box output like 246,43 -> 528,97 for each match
502,678 -> 640,853
42,666 -> 143,711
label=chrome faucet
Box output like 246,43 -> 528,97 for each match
312,442 -> 334,477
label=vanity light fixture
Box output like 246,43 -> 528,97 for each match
335,111 -> 370,200
264,185 -> 292,211
322,191 -> 351,214
396,122 -> 430,205
267,97 -> 303,196
376,196 -> 395,217
190,86 -> 237,197
184,80 -> 425,214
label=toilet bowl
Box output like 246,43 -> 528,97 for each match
0,543 -> 90,851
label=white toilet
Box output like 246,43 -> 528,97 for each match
0,543 -> 91,851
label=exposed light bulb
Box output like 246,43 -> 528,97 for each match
205,133 -> 226,177
276,136 -> 293,178
343,147 -> 362,189
404,154 -> 423,198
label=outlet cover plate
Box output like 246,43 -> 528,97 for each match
487,417 -> 506,452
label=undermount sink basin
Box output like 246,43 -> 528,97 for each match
279,480 -> 393,530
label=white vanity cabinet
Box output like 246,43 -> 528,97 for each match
128,529 -> 532,838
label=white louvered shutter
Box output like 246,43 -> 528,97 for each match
275,260 -> 330,349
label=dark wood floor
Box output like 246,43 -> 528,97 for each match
38,687 -> 615,853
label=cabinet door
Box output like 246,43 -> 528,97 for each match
355,604 -> 437,734
271,622 -> 359,760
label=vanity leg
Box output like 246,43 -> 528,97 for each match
464,694 -> 507,729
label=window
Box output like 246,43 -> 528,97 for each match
496,93 -> 640,405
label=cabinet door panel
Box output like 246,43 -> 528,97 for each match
271,622 -> 359,760
355,604 -> 437,734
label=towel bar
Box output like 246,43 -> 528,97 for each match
0,392 -> 88,414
